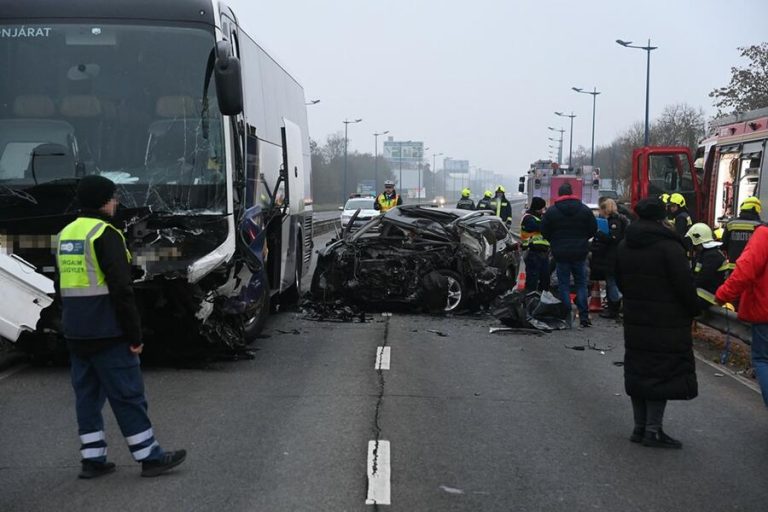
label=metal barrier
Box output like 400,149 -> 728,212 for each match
698,306 -> 752,345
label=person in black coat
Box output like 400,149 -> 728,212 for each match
616,198 -> 700,449
591,198 -> 629,318
541,182 -> 597,327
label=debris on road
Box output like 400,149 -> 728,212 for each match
493,290 -> 569,332
489,327 -> 544,336
300,299 -> 371,323
714,373 -> 725,377
439,485 -> 465,495
427,329 -> 448,337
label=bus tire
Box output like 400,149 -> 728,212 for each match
280,237 -> 303,307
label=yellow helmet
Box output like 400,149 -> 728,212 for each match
685,223 -> 714,246
483,190 -> 492,198
659,193 -> 670,204
669,193 -> 686,207
741,196 -> 762,214
496,185 -> 506,193
461,188 -> 471,198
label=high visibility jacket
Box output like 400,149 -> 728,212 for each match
491,196 -> 511,221
376,192 -> 400,213
57,217 -> 130,339
520,213 -> 550,251
456,197 -> 475,210
692,247 -> 726,307
477,198 -> 493,210
723,218 -> 762,263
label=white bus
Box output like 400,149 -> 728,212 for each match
0,0 -> 312,352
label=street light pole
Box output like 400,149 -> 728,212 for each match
373,130 -> 389,193
342,118 -> 362,203
420,146 -> 429,201
555,112 -> 576,168
548,127 -> 565,165
617,38 -> 658,147
572,87 -> 601,166
432,152 -> 443,198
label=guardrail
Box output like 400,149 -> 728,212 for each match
698,306 -> 751,345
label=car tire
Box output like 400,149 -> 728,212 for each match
243,284 -> 270,343
438,269 -> 465,312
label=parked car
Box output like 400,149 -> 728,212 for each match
339,197 -> 379,230
313,205 -> 521,312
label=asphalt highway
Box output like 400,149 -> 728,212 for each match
2,221 -> 767,511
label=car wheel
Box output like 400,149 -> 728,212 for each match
438,269 -> 465,312
243,284 -> 270,343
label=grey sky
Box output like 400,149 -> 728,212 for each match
226,0 -> 767,179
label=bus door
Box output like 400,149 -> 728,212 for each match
276,118 -> 305,292
631,146 -> 701,220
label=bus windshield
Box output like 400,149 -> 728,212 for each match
0,22 -> 227,213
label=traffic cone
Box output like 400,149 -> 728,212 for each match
588,281 -> 603,312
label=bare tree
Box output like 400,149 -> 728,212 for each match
710,43 -> 768,116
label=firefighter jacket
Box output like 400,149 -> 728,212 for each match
476,197 -> 493,210
716,225 -> 768,323
56,212 -> 142,346
692,246 -> 727,307
456,197 -> 475,210
491,195 -> 512,222
374,191 -> 402,213
520,211 -> 550,252
722,211 -> 762,264
670,208 -> 693,239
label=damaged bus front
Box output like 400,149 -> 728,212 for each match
0,0 -> 312,353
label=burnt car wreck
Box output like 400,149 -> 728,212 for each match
311,206 -> 521,313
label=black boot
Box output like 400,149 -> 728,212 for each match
600,300 -> 620,319
78,460 -> 116,479
629,426 -> 645,443
141,449 -> 187,477
641,429 -> 682,449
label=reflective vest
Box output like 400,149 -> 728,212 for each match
520,213 -> 550,250
377,193 -> 399,213
57,217 -> 130,340
724,219 -> 761,263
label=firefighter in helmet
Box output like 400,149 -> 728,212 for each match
685,223 -> 727,309
667,193 -> 693,239
456,188 -> 475,210
477,190 -> 493,210
491,186 -> 512,222
722,197 -> 763,268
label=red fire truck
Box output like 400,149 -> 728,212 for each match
519,160 -> 602,208
630,106 -> 768,226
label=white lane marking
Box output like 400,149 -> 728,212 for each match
366,440 -> 391,506
693,352 -> 761,394
0,363 -> 28,382
375,347 -> 391,371
439,485 -> 465,495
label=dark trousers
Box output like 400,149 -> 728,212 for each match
524,250 -> 549,292
70,342 -> 163,462
630,396 -> 668,432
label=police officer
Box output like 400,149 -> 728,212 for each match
685,223 -> 727,309
57,175 -> 186,479
374,180 -> 403,213
456,188 -> 475,210
491,186 -> 512,222
667,193 -> 693,238
722,197 -> 763,266
520,196 -> 550,291
477,190 -> 493,210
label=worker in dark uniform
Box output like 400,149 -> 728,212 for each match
491,186 -> 512,223
56,175 -> 186,479
667,193 -> 693,239
722,197 -> 762,268
685,223 -> 727,309
520,196 -> 550,292
456,188 -> 475,210
477,190 -> 493,210
374,180 -> 403,213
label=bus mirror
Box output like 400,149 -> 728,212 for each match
518,184 -> 524,193
518,176 -> 525,183
214,42 -> 244,116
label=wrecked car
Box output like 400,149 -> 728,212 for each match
311,206 -> 521,312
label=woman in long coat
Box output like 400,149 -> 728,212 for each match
616,198 -> 700,448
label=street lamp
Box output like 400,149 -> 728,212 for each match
555,112 -> 576,168
572,87 -> 601,166
373,130 -> 389,193
548,127 -> 565,164
418,147 -> 430,202
432,152 -> 443,197
342,118 -> 363,203
305,99 -> 320,105
617,39 -> 658,146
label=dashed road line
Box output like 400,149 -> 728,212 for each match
0,363 -> 28,382
366,439 -> 391,505
375,346 -> 391,370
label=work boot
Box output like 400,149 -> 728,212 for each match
641,429 -> 682,449
600,301 -> 620,319
629,427 -> 645,443
580,316 -> 592,328
141,449 -> 187,477
78,460 -> 116,479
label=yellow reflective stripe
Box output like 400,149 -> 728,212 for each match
697,288 -> 717,304
694,263 -> 702,273
727,223 -> 757,231
60,286 -> 110,297
720,262 -> 736,271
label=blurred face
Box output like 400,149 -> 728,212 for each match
384,185 -> 394,193
102,196 -> 119,217
669,204 -> 679,214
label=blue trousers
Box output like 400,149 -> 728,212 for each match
70,342 -> 164,463
555,259 -> 589,321
524,250 -> 549,292
605,275 -> 622,303
752,324 -> 768,408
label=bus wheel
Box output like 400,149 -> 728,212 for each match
243,284 -> 270,342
